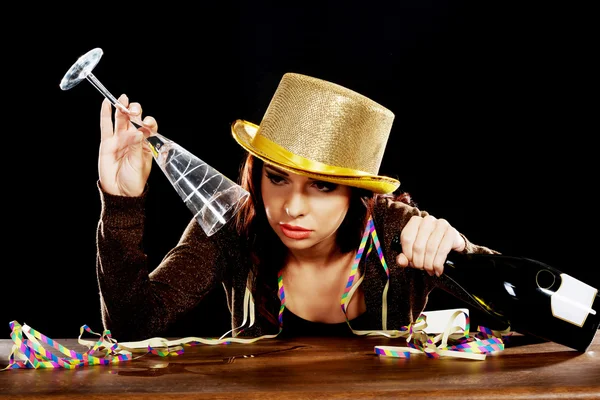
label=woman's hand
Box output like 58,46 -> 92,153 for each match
396,215 -> 466,276
98,94 -> 158,197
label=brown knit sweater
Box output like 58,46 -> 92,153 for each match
96,182 -> 499,341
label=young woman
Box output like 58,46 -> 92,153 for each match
96,73 -> 498,342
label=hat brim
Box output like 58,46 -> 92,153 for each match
231,119 -> 400,194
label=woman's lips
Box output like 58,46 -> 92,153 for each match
280,224 -> 312,240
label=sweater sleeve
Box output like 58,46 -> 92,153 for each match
95,182 -> 226,341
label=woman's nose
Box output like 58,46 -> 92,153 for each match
284,192 -> 307,219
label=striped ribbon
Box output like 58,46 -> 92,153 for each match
2,321 -> 134,370
374,310 -> 510,360
341,217 -> 375,313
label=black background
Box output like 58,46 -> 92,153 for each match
2,2 -> 597,339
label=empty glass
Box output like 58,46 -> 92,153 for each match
60,48 -> 249,236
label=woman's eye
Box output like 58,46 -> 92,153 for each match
266,173 -> 286,185
313,181 -> 337,192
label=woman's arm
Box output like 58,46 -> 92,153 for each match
96,184 -> 225,341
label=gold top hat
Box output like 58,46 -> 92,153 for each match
231,73 -> 400,194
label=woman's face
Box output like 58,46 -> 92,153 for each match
260,164 -> 352,251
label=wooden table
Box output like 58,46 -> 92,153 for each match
1,334 -> 599,399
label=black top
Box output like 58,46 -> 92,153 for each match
279,307 -> 375,337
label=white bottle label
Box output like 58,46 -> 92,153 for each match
550,274 -> 597,327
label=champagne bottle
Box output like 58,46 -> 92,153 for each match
435,252 -> 599,352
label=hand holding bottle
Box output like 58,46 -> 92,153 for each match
99,95 -> 157,197
395,215 -> 466,276
388,209 -> 599,351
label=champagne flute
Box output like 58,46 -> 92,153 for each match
59,48 -> 249,236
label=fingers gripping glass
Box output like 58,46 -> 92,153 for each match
59,48 -> 249,237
